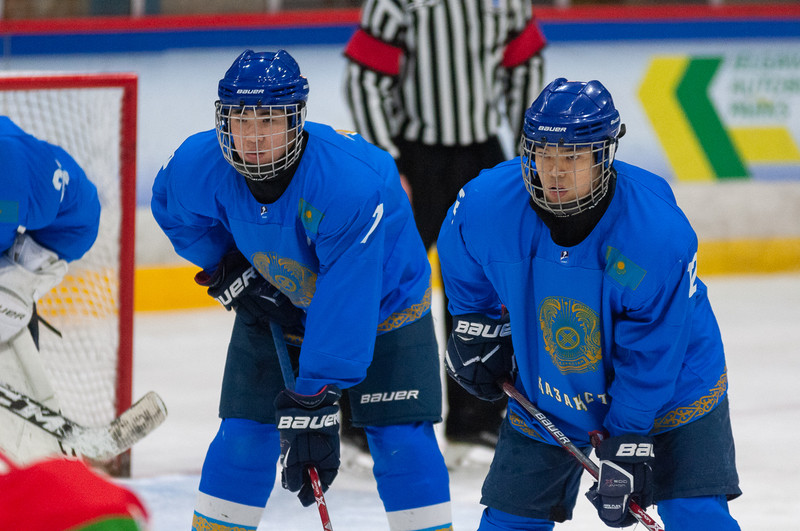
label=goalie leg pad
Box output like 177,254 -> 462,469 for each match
0,287 -> 32,343
0,233 -> 68,343
197,418 -> 280,518
0,332 -> 65,464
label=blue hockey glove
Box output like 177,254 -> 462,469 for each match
445,313 -> 515,401
586,434 -> 654,527
195,248 -> 305,333
274,385 -> 342,507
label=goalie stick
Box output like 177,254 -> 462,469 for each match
270,320 -> 334,531
500,380 -> 665,531
0,381 -> 167,461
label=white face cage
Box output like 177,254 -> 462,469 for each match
215,102 -> 306,181
520,137 -> 615,217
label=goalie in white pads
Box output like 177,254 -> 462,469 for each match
0,116 -> 101,464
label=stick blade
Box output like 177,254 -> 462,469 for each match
67,391 -> 168,461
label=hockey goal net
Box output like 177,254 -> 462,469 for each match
0,73 -> 137,475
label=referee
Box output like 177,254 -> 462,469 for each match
344,0 -> 546,449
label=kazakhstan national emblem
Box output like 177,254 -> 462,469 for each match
539,296 -> 602,373
251,252 -> 317,308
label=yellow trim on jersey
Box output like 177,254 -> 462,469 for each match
377,284 -> 432,333
653,369 -> 727,433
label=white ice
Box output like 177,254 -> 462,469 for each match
125,273 -> 800,530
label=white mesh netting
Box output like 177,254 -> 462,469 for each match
0,76 -> 132,429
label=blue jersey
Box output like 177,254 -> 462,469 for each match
438,158 -> 728,445
152,122 -> 431,395
0,117 -> 100,260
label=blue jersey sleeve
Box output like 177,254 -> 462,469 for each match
604,241 -> 699,436
437,184 -> 503,319
294,187 -> 385,395
0,133 -> 100,261
151,145 -> 235,270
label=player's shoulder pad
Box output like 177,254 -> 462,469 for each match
303,122 -> 393,198
606,161 -> 698,293
155,129 -> 233,212
614,160 -> 696,243
160,131 -> 231,187
453,159 -> 527,220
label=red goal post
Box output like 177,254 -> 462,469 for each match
0,73 -> 137,475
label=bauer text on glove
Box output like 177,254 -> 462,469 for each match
445,313 -> 515,401
195,247 -> 305,332
274,385 -> 341,507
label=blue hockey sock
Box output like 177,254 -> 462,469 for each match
658,495 -> 740,530
193,418 -> 281,529
478,507 -> 555,530
366,422 -> 452,530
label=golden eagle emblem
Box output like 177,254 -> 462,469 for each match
539,296 -> 602,374
251,252 -> 316,308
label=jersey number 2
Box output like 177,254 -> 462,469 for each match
687,252 -> 698,298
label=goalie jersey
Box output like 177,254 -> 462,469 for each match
0,116 -> 100,260
152,122 -> 431,395
437,158 -> 730,446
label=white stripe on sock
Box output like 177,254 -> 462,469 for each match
194,491 -> 264,527
386,501 -> 453,531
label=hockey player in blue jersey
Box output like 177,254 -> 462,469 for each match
0,116 -> 101,462
437,78 -> 741,530
151,49 -> 452,531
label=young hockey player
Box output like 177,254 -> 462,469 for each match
151,49 -> 452,531
0,116 -> 100,463
437,78 -> 741,530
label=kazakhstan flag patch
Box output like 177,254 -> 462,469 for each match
605,246 -> 646,290
298,198 -> 324,235
0,200 -> 19,223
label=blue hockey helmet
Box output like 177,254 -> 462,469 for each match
216,50 -> 309,181
218,49 -> 309,107
520,78 -> 623,216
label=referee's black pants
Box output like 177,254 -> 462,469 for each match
398,136 -> 508,443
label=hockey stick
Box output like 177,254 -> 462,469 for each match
0,381 -> 167,461
500,380 -> 664,531
270,321 -> 334,531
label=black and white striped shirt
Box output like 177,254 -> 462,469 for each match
344,0 -> 545,158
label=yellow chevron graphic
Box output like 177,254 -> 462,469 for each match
638,57 -> 714,182
729,127 -> 800,163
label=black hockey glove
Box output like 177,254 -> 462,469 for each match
195,248 -> 305,333
445,313 -> 515,402
586,434 -> 654,527
274,385 -> 342,507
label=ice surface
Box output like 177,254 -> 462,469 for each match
125,273 -> 800,530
